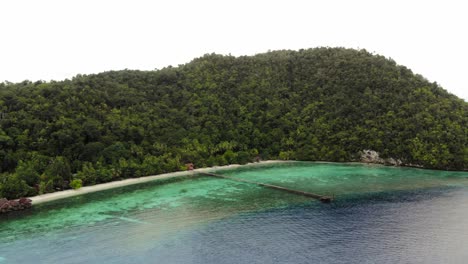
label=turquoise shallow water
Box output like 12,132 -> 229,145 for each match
1,162 -> 467,263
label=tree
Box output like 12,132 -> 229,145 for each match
42,156 -> 71,190
0,47 -> 466,198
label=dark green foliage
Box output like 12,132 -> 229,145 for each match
40,156 -> 71,192
0,48 -> 467,199
0,173 -> 34,199
15,160 -> 40,186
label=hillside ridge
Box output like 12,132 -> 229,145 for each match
0,47 -> 467,199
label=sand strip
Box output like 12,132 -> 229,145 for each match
30,160 -> 287,205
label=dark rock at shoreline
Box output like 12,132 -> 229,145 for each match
359,150 -> 402,166
0,198 -> 11,213
9,200 -> 19,210
19,197 -> 32,207
384,157 -> 403,166
0,197 -> 32,214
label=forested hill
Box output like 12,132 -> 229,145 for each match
1,48 -> 467,199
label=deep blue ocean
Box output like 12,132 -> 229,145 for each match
1,162 -> 467,263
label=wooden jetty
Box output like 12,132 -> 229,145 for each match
200,172 -> 332,203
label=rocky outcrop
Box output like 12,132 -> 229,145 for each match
0,197 -> 32,214
359,150 -> 402,166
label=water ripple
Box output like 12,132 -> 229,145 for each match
1,163 -> 467,263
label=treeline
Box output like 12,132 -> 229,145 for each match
0,48 -> 467,199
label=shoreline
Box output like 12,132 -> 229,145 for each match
30,160 -> 287,205
28,160 -> 467,205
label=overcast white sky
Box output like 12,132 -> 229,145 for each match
0,0 -> 467,100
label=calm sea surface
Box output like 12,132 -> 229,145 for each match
1,162 -> 467,264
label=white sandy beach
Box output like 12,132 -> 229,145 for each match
30,160 -> 287,205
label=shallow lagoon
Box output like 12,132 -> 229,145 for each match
1,162 -> 467,263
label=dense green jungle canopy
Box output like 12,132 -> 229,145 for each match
0,48 -> 467,199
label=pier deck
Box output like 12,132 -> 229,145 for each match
199,172 -> 332,203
